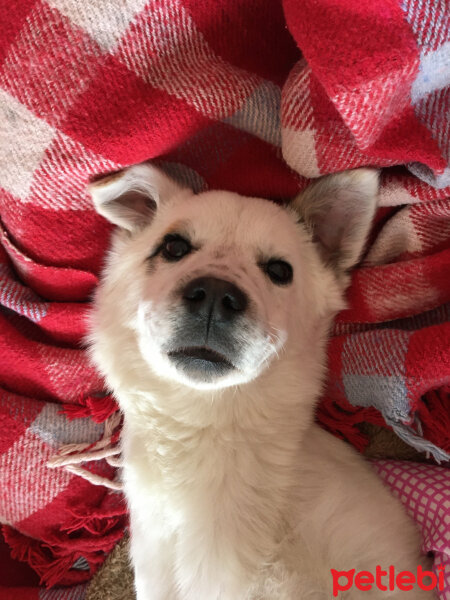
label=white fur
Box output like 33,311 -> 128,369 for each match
89,165 -> 434,599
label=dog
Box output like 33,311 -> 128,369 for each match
88,163 -> 435,599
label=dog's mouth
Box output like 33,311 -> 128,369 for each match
167,346 -> 235,380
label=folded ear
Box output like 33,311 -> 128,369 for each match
88,163 -> 187,231
290,169 -> 379,274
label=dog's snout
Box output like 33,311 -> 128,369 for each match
182,277 -> 247,319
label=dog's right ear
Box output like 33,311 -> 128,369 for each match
88,163 -> 187,231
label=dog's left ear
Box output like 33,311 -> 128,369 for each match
88,163 -> 187,231
290,168 -> 379,274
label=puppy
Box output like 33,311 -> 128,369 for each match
88,164 -> 434,599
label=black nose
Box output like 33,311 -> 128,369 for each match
182,277 -> 248,320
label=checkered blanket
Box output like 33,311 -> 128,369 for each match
374,461 -> 450,600
1,0 -> 449,595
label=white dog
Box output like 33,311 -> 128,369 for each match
88,164 -> 435,599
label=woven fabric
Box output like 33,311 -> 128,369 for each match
0,584 -> 87,600
0,0 -> 449,592
374,460 -> 450,600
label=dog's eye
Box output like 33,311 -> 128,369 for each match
162,235 -> 192,261
265,260 -> 293,285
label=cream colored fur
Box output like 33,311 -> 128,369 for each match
88,164 -> 434,599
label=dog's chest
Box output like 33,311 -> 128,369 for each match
123,413 -> 301,582
119,396 -> 327,600
124,418 -> 279,509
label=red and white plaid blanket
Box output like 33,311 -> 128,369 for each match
1,0 -> 449,595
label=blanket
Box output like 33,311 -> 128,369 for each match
0,0 -> 449,595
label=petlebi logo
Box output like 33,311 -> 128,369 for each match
331,565 -> 445,597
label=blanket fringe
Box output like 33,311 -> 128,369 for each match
418,386 -> 450,455
47,410 -> 123,490
2,501 -> 127,587
63,506 -> 126,536
316,397 -> 385,452
317,389 -> 450,463
2,526 -> 93,588
61,393 -> 119,423
384,416 -> 450,464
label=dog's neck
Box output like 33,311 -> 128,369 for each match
119,351 -> 322,598
120,348 -> 322,435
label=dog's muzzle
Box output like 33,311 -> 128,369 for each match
166,277 -> 249,381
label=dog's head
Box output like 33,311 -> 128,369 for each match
89,164 -> 378,393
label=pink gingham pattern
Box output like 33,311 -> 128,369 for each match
374,460 -> 450,600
